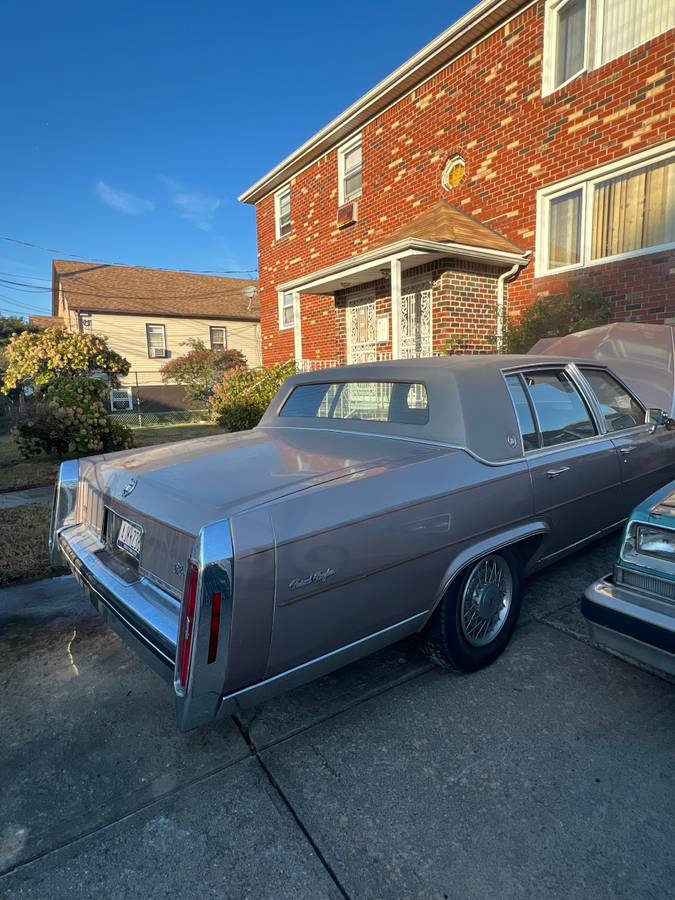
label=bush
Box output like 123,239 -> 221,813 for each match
209,360 -> 297,431
2,328 -> 130,391
160,340 -> 246,403
15,376 -> 134,458
505,288 -> 612,354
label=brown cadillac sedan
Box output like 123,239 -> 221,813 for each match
50,345 -> 675,729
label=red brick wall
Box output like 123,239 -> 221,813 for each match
255,1 -> 675,363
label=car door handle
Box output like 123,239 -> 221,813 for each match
546,466 -> 570,478
619,446 -> 635,455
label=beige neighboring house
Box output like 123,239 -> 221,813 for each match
41,260 -> 261,413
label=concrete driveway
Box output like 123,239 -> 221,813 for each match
1,534 -> 674,899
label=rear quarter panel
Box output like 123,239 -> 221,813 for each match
266,448 -> 532,676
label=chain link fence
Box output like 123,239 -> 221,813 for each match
109,371 -> 210,428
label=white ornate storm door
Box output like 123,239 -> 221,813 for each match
399,288 -> 432,358
347,296 -> 377,363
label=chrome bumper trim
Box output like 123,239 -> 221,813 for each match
582,574 -> 675,676
59,524 -> 180,682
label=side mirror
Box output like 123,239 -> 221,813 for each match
646,408 -> 673,431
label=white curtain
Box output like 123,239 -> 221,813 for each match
592,159 -> 675,259
602,0 -> 675,64
548,190 -> 582,268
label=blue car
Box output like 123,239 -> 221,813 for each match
583,480 -> 675,676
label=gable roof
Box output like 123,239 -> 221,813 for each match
52,261 -> 259,321
239,0 -> 523,204
374,200 -> 524,255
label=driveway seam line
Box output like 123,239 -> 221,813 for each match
234,716 -> 352,900
0,750 -> 254,880
251,663 -> 436,753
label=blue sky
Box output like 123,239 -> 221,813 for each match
0,0 -> 470,318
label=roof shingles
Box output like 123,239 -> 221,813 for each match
52,261 -> 259,321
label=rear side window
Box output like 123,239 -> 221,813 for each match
505,375 -> 539,451
523,369 -> 596,447
280,381 -> 429,425
580,368 -> 645,432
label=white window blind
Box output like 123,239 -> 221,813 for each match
601,0 -> 675,65
556,0 -> 587,86
280,292 -> 295,328
276,187 -> 291,238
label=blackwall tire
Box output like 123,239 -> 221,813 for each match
419,549 -> 523,673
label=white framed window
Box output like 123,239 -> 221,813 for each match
110,387 -> 133,412
278,291 -> 296,330
209,326 -> 227,351
275,185 -> 291,238
146,323 -> 167,358
536,142 -> 675,275
543,0 -> 674,95
338,136 -> 362,205
78,312 -> 93,333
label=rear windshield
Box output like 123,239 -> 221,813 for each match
280,381 -> 429,425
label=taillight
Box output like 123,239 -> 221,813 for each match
177,561 -> 199,691
207,591 -> 222,664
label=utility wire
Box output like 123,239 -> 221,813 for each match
0,234 -> 259,275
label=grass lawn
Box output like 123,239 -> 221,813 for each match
0,502 -> 57,587
0,422 -> 225,493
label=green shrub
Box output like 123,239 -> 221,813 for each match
2,328 -> 130,391
505,288 -> 612,354
208,361 -> 297,431
15,377 -> 134,458
160,340 -> 247,403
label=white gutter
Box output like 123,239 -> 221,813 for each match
278,238 -> 528,294
496,262 -> 523,353
238,0 -> 526,204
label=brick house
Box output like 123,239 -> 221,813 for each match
239,0 -> 674,368
47,261 -> 260,411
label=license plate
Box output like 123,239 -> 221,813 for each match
117,519 -> 142,560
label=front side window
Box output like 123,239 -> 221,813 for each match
275,186 -> 291,238
209,326 -> 227,351
540,148 -> 675,273
339,138 -> 362,204
146,324 -> 167,358
280,381 -> 429,425
580,368 -> 645,431
506,374 -> 539,451
278,292 -> 295,330
523,369 -> 596,447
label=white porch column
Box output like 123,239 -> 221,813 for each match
293,292 -> 303,362
390,257 -> 401,360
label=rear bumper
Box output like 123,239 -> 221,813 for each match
59,524 -> 179,684
582,574 -> 675,677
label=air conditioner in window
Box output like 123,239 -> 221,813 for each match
149,347 -> 167,358
337,201 -> 358,228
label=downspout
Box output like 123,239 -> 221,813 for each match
496,262 -> 523,354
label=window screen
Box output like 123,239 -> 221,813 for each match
280,381 -> 429,425
524,370 -> 596,446
580,368 -> 645,431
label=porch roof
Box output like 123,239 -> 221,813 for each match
277,201 -> 528,295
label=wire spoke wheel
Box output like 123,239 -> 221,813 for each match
459,554 -> 513,647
